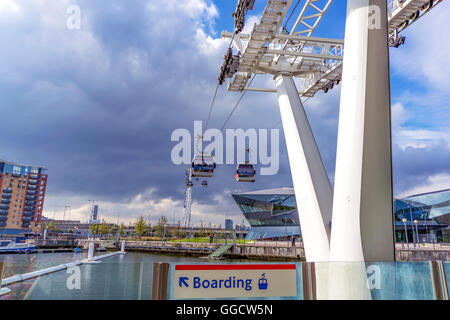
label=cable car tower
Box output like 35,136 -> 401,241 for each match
219,0 -> 443,266
183,168 -> 193,228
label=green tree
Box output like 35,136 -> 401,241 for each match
48,221 -> 56,231
119,223 -> 126,236
98,220 -> 109,237
134,216 -> 147,238
90,223 -> 99,236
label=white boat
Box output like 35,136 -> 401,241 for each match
0,240 -> 36,253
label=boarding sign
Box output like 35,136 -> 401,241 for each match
174,264 -> 297,299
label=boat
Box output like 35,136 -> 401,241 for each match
0,240 -> 36,253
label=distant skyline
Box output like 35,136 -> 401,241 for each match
0,0 -> 448,226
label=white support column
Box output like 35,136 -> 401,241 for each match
120,240 -> 126,253
330,0 -> 395,263
324,0 -> 394,300
87,243 -> 95,261
274,73 -> 333,262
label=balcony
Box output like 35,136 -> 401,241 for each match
0,210 -> 8,215
22,222 -> 30,228
0,204 -> 9,210
0,221 -> 5,227
27,185 -> 37,190
30,174 -> 38,179
27,190 -> 36,195
26,201 -> 35,206
24,206 -> 35,211
1,199 -> 10,204
2,188 -> 12,193
0,216 -> 7,221
22,217 -> 32,222
2,194 -> 11,199
12,173 -> 21,177
26,195 -> 36,200
23,212 -> 33,217
28,179 -> 38,185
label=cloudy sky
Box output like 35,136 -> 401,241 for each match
0,0 -> 448,227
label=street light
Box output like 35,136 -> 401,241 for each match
402,218 -> 409,249
414,219 -> 419,246
409,204 -> 416,248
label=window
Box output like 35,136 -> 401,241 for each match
12,166 -> 20,175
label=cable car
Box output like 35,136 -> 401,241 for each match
192,153 -> 216,178
235,162 -> 256,182
186,181 -> 193,187
201,180 -> 208,187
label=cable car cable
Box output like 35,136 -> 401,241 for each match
219,74 -> 257,132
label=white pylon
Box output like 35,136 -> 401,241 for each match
330,0 -> 395,263
324,0 -> 395,300
274,73 -> 333,263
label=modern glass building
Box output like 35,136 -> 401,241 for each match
393,188 -> 450,242
0,159 -> 48,234
233,187 -> 450,242
232,188 -> 300,240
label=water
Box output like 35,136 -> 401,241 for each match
0,252 -> 260,300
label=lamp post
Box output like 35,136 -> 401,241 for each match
402,218 -> 409,249
414,219 -> 419,246
409,204 -> 416,247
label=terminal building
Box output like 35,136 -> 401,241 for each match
232,188 -> 300,240
0,159 -> 48,235
393,188 -> 450,243
233,187 -> 449,241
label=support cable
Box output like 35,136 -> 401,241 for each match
219,74 -> 257,132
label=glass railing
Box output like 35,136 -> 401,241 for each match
1,251 -> 448,300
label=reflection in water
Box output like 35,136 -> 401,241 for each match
0,251 -> 88,300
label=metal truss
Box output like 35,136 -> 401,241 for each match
388,0 -> 444,47
222,0 -> 442,97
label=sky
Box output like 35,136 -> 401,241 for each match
0,0 -> 448,227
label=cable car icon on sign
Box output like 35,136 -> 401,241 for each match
258,273 -> 268,290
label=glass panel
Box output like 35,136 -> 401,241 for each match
444,262 -> 450,295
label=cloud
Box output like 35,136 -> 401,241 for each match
396,173 -> 450,199
1,0 -> 448,226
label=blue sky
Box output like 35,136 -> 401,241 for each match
0,0 -> 448,226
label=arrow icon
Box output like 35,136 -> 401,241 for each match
179,277 -> 189,288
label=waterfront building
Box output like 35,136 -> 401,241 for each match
0,159 -> 47,234
89,204 -> 101,224
393,188 -> 450,242
225,219 -> 233,230
233,187 -> 450,241
232,188 -> 300,240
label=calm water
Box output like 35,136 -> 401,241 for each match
0,251 -> 260,300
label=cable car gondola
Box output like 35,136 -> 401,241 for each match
201,180 -> 208,187
192,153 -> 216,178
235,162 -> 256,182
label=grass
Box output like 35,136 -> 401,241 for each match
169,237 -> 251,245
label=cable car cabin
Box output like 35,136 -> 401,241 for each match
192,154 -> 216,178
235,163 -> 256,182
201,180 -> 208,187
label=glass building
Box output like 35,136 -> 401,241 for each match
393,188 -> 450,242
232,188 -> 300,240
233,187 -> 450,242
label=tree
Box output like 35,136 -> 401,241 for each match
119,223 -> 126,236
48,221 -> 56,231
98,220 -> 109,237
134,216 -> 147,238
90,223 -> 99,236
